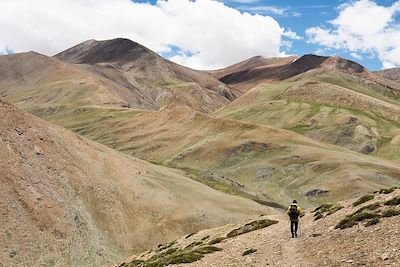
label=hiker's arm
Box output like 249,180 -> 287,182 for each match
299,207 -> 305,217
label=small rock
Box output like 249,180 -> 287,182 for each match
381,253 -> 389,260
311,233 -> 322,237
34,145 -> 44,155
346,260 -> 354,263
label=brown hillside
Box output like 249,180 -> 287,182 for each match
42,104 -> 400,208
55,38 -> 240,112
218,54 -> 369,92
0,98 -> 273,266
375,68 -> 400,82
0,52 -> 158,111
210,56 -> 298,81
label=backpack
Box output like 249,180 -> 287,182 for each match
289,205 -> 299,220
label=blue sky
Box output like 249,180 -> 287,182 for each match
132,0 -> 400,70
1,0 -> 399,70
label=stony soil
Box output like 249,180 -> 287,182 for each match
119,189 -> 400,267
180,189 -> 400,267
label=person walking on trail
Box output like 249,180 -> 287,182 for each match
287,200 -> 302,238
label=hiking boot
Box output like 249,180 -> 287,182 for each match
295,233 -> 298,238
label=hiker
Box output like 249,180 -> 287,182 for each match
287,200 -> 302,238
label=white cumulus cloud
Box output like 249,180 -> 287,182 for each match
306,0 -> 400,69
0,0 -> 296,69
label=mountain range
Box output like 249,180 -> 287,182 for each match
1,38 -> 399,266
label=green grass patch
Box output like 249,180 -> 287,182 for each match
208,237 -> 227,245
335,211 -> 380,230
134,245 -> 223,267
119,259 -> 145,267
312,203 -> 343,221
381,209 -> 400,217
242,248 -> 257,256
378,188 -> 395,194
364,218 -> 380,227
185,241 -> 203,249
354,202 -> 380,214
201,235 -> 210,241
384,196 -> 400,206
353,194 -> 375,206
227,219 -> 278,238
185,232 -> 197,239
156,241 -> 177,252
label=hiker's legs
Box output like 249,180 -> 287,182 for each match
294,221 -> 298,237
290,221 -> 295,237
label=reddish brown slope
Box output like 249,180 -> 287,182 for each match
216,54 -> 369,92
210,56 -> 298,80
375,68 -> 400,82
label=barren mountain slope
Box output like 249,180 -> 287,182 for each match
375,67 -> 400,82
0,98 -> 273,266
216,54 -> 370,92
215,68 -> 400,161
39,104 -> 400,208
0,52 -> 158,112
55,38 -> 239,113
119,188 -> 400,267
210,56 -> 298,83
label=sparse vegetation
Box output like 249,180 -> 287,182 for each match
354,202 -> 380,214
208,237 -> 227,245
364,218 -> 380,227
185,232 -> 197,239
227,219 -> 278,238
384,196 -> 400,206
312,203 -> 343,220
156,241 -> 177,252
123,245 -> 223,267
381,209 -> 400,217
201,235 -> 210,241
353,194 -> 375,206
242,248 -> 257,256
378,188 -> 395,194
335,211 -> 380,229
185,241 -> 203,249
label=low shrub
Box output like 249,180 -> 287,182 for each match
365,218 -> 380,227
226,219 -> 278,238
313,203 -> 343,221
208,237 -> 226,245
119,260 -> 144,267
381,209 -> 400,217
242,248 -> 257,256
354,202 -> 380,214
314,213 -> 324,221
185,241 -> 203,249
353,194 -> 374,206
379,188 -> 395,194
335,211 -> 380,229
185,232 -> 197,239
128,245 -> 223,267
201,235 -> 210,241
384,196 -> 400,206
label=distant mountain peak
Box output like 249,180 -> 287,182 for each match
55,37 -> 154,64
296,54 -> 366,73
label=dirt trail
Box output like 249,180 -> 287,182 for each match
177,191 -> 400,267
181,213 -> 313,267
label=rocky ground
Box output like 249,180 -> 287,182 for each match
119,188 -> 400,267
